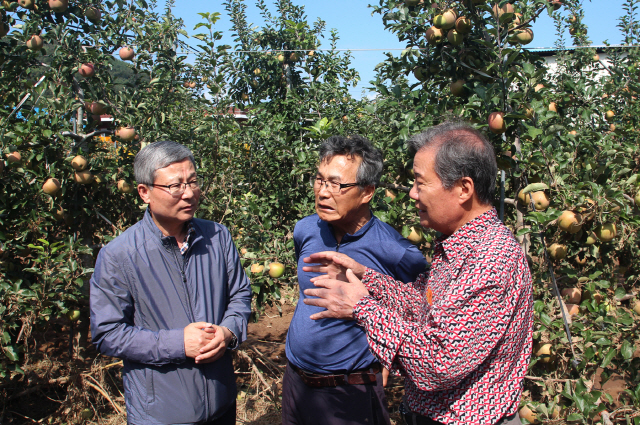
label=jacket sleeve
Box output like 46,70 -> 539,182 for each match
90,247 -> 186,365
218,227 -> 252,349
354,262 -> 527,391
362,269 -> 429,320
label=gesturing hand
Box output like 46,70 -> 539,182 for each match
303,269 -> 369,320
302,251 -> 367,282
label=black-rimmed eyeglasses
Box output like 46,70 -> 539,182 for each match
150,176 -> 203,197
311,176 -> 359,194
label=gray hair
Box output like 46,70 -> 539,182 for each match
134,140 -> 196,185
318,135 -> 383,187
407,121 -> 497,205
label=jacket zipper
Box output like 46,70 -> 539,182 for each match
170,239 -> 195,322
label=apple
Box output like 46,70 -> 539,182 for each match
632,300 -> 640,315
117,179 -> 134,193
517,190 -> 549,211
634,191 -> 640,207
565,303 -> 580,317
425,26 -> 444,45
53,207 -> 65,221
7,151 -> 21,164
241,93 -> 249,101
534,83 -> 545,92
450,79 -> 465,97
548,102 -> 558,113
569,130 -> 577,136
512,13 -> 522,26
455,16 -> 472,34
385,189 -> 396,200
240,248 -> 248,255
18,0 -> 33,8
515,28 -> 534,45
307,50 -> 315,56
277,53 -> 285,62
492,3 -> 514,21
561,287 -> 582,304
79,63 -> 95,78
253,68 -> 261,76
119,46 -> 135,61
518,405 -> 538,424
67,309 -> 81,321
549,0 -> 563,10
26,35 -> 44,51
547,243 -> 567,261
593,54 -> 600,62
569,15 -> 578,23
42,178 -> 61,195
250,263 -> 264,274
84,6 -> 101,23
188,81 -> 196,89
74,170 -> 94,185
594,222 -> 616,242
289,52 -> 299,62
407,226 -> 425,245
535,343 -> 555,364
558,210 -> 582,234
413,67 -> 427,81
605,110 -> 615,121
433,14 -> 445,28
440,9 -> 457,29
488,112 -> 506,134
71,155 -> 88,171
447,29 -> 464,46
117,126 -> 136,142
268,262 -> 285,278
85,101 -> 107,115
49,0 -> 68,12
80,408 -> 93,420
609,124 -> 616,132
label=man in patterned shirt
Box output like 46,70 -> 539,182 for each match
302,121 -> 534,425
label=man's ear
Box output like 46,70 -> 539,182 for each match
138,184 -> 151,204
458,176 -> 475,204
361,185 -> 375,204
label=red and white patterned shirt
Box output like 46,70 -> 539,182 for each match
353,208 -> 533,425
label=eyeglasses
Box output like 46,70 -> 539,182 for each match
311,176 -> 359,194
150,176 -> 203,197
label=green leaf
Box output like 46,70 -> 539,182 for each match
521,183 -> 549,194
621,340 -> 633,360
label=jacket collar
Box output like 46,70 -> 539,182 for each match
143,208 -> 200,252
435,208 -> 499,259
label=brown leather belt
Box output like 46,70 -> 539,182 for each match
289,362 -> 381,387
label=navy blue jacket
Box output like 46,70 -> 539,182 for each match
286,213 -> 428,374
90,210 -> 252,424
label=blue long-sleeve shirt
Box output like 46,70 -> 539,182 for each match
90,210 -> 252,424
286,213 -> 428,374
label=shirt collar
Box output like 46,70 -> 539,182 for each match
143,208 -> 197,250
434,208 -> 499,258
320,210 -> 377,242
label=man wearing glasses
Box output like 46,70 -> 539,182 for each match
90,140 -> 251,424
282,135 -> 427,425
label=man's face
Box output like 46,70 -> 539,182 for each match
138,158 -> 200,225
314,155 -> 373,230
409,147 -> 462,236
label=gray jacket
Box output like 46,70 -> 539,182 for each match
90,210 -> 252,424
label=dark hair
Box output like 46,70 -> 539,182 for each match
407,121 -> 497,204
318,135 -> 384,187
134,140 -> 196,185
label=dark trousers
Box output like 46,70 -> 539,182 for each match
281,362 -> 391,425
402,405 -> 520,425
202,401 -> 236,425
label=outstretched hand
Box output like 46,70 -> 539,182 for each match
302,251 -> 367,282
303,269 -> 369,320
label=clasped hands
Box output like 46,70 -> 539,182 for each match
184,323 -> 233,364
301,251 -> 370,320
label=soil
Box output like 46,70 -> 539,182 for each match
2,290 -> 405,425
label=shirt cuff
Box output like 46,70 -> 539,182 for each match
353,295 -> 404,371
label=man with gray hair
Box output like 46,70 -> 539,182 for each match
90,140 -> 251,424
282,135 -> 428,425
302,122 -> 533,425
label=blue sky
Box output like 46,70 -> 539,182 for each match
171,1 -> 627,98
